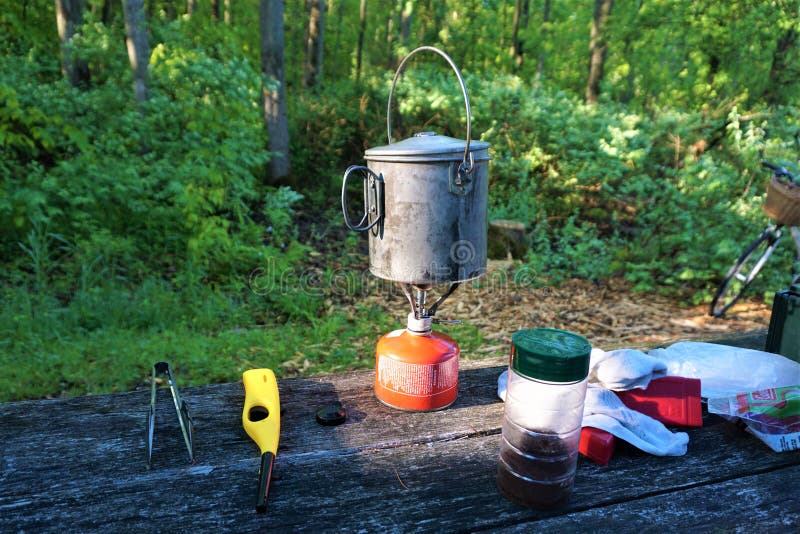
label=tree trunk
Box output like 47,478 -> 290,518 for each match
302,0 -> 326,88
765,24 -> 798,105
536,0 -> 550,81
164,0 -> 177,20
488,220 -> 529,260
260,0 -> 291,183
421,0 -> 444,44
187,0 -> 196,16
101,0 -> 113,25
509,0 -> 529,72
212,0 -> 220,20
622,34 -> 635,103
55,0 -> 91,87
355,0 -> 367,82
585,0 -> 613,104
385,4 -> 396,69
123,0 -> 150,105
706,54 -> 720,87
224,0 -> 232,24
399,0 -> 413,47
329,0 -> 342,79
621,0 -> 642,103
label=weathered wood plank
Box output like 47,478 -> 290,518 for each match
493,465 -> 800,531
3,330 -> 796,532
0,363 -> 505,469
2,420 -> 798,532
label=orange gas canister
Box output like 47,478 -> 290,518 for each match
374,314 -> 459,411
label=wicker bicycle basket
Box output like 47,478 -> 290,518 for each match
763,177 -> 800,226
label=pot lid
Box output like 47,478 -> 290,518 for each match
364,131 -> 490,163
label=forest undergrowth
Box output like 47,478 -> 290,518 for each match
2,2 -> 799,400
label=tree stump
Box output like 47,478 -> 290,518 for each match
488,220 -> 528,260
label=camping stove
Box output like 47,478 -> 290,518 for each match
341,46 -> 489,411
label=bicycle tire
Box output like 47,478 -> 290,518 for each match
709,226 -> 783,317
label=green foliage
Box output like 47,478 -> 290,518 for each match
374,67 -> 795,300
478,81 -> 799,300
288,78 -> 384,192
0,3 -> 58,58
0,16 -> 282,283
2,0 -> 800,401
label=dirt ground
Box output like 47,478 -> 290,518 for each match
349,259 -> 772,354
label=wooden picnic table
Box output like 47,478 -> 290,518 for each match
2,330 -> 798,532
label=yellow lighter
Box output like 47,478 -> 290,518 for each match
242,368 -> 280,513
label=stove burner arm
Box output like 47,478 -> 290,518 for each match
427,283 -> 459,317
400,282 -> 459,320
400,283 -> 417,316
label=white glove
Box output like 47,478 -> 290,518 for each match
582,386 -> 689,456
588,347 -> 667,390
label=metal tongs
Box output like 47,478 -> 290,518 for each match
146,361 -> 195,469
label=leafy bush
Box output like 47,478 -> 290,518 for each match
3,6 -> 800,401
383,72 -> 800,299
288,78 -> 386,205
0,19 -> 296,286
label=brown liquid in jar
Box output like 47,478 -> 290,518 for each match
496,435 -> 575,509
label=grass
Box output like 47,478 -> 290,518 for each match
0,277 -> 400,402
1,214 -> 490,402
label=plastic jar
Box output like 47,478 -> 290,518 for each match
496,328 -> 591,509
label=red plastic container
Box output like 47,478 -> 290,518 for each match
579,427 -> 616,466
616,376 -> 702,427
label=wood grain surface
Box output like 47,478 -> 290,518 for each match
2,331 -> 797,532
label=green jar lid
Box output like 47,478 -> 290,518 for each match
511,328 -> 591,382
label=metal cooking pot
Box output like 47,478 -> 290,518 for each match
341,46 -> 490,286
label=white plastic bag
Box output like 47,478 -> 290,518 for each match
648,342 -> 800,399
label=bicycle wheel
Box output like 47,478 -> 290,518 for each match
709,226 -> 783,317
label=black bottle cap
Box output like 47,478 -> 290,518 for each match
315,402 -> 347,426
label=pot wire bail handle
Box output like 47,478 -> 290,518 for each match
387,46 -> 475,177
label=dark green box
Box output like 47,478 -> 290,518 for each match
765,289 -> 800,363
